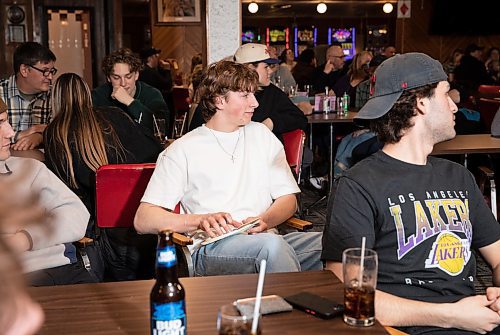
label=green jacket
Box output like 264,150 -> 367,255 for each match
92,81 -> 169,134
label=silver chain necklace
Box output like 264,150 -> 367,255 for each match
208,128 -> 241,163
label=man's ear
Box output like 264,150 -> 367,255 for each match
415,96 -> 428,115
18,64 -> 29,78
214,96 -> 225,109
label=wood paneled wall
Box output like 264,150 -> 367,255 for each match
396,1 -> 500,62
152,25 -> 204,77
151,0 -> 206,81
0,0 -> 35,77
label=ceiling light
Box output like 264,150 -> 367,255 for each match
383,2 -> 394,14
317,2 -> 327,14
248,2 -> 259,14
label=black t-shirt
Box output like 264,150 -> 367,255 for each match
322,151 -> 500,334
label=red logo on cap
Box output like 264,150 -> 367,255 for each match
370,74 -> 376,95
264,48 -> 271,56
401,82 -> 408,89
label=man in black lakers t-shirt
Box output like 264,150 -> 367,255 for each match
322,53 -> 500,334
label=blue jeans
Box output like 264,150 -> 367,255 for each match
192,232 -> 323,276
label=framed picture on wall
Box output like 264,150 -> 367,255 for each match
156,0 -> 201,24
8,25 -> 26,43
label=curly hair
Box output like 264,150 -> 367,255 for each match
197,60 -> 259,122
370,83 -> 438,144
101,48 -> 143,77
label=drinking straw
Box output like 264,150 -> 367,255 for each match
251,259 -> 267,335
359,237 -> 366,286
152,115 -> 160,136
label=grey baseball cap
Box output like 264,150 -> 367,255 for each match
355,52 -> 448,121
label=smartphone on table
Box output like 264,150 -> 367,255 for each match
284,291 -> 344,319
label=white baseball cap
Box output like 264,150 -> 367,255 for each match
233,43 -> 279,64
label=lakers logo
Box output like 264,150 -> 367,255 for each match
425,231 -> 470,276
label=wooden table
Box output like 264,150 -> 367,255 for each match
307,111 -> 358,125
432,134 -> 500,156
29,270 -> 389,334
432,134 -> 500,219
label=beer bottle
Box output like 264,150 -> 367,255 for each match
150,230 -> 187,335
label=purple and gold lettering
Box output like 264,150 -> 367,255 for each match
414,201 -> 434,244
441,199 -> 460,230
425,200 -> 448,234
390,205 -> 415,259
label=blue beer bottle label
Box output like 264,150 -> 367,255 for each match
156,245 -> 176,268
151,301 -> 187,335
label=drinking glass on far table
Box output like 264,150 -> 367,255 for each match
217,303 -> 261,335
154,118 -> 166,144
342,247 -> 378,327
304,84 -> 312,96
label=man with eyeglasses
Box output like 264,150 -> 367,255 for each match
0,42 -> 56,151
312,43 -> 346,94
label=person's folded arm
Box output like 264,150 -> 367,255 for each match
327,261 -> 500,333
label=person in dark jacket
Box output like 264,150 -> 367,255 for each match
45,73 -> 163,282
454,43 -> 493,98
311,43 -> 346,94
292,48 -> 317,91
138,47 -> 175,136
189,43 -> 308,141
92,48 -> 169,135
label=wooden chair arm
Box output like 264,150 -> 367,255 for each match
173,232 -> 193,246
284,217 -> 313,230
478,165 -> 495,178
77,237 -> 94,245
384,326 -> 409,335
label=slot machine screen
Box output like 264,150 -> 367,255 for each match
242,27 -> 259,43
294,27 -> 317,58
328,27 -> 356,60
269,29 -> 286,43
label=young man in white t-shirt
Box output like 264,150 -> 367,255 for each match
135,60 -> 322,275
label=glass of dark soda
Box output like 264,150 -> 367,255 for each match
342,248 -> 378,327
217,303 -> 261,335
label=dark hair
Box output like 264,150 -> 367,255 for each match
279,48 -> 291,64
370,54 -> 387,68
197,61 -> 259,122
370,83 -> 438,144
191,53 -> 203,73
101,48 -> 143,77
298,49 -> 315,65
190,64 -> 205,102
13,42 -> 56,74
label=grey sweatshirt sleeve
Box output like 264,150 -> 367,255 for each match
22,159 -> 89,250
